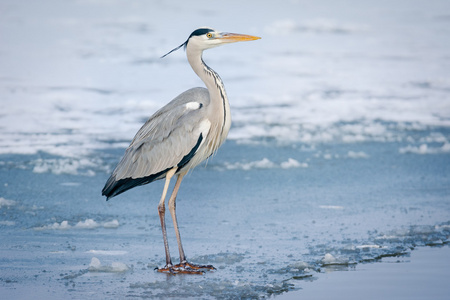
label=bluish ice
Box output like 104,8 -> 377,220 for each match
1,0 -> 449,299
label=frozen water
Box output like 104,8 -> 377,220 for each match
280,246 -> 450,300
1,0 -> 450,299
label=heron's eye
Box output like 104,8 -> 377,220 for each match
206,33 -> 213,38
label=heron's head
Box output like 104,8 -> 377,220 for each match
162,27 -> 260,58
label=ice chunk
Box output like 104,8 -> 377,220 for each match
86,250 -> 127,256
0,221 -> 15,226
224,158 -> 307,171
89,257 -> 102,269
347,151 -> 369,158
103,219 -> 120,228
435,224 -> 450,231
35,220 -> 72,230
321,253 -> 349,265
32,158 -> 93,175
323,153 -> 333,160
59,182 -> 81,186
356,245 -> 383,249
226,158 -> 276,170
280,158 -> 308,169
0,197 -> 16,208
319,205 -> 344,210
34,219 -> 119,230
287,261 -> 310,272
88,257 -> 129,273
399,143 -> 450,154
111,262 -> 129,272
75,219 -> 99,229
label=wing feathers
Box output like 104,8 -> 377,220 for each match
102,88 -> 211,199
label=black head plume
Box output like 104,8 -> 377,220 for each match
161,28 -> 214,58
161,41 -> 187,58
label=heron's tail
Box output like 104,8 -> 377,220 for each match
102,170 -> 167,200
101,175 -> 121,200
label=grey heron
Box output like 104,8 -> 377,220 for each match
102,27 -> 260,274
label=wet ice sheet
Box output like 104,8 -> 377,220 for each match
1,0 -> 450,299
280,246 -> 450,300
1,141 -> 449,299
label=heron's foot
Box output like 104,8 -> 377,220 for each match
174,260 -> 216,271
155,263 -> 206,275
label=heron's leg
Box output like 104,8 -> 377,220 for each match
157,171 -> 204,275
157,168 -> 176,272
168,173 -> 187,263
168,173 -> 215,272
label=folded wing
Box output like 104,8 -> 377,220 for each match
102,88 -> 210,199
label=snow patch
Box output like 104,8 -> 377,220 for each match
0,220 -> 16,226
319,205 -> 344,210
287,261 -> 311,272
75,219 -> 99,229
86,250 -> 128,256
356,245 -> 383,249
60,182 -> 82,186
224,158 -> 307,171
399,143 -> 450,155
0,197 -> 16,208
347,151 -> 369,158
89,257 -> 129,273
321,253 -> 350,266
34,219 -> 119,230
103,219 -> 120,228
35,220 -> 72,230
280,158 -> 308,169
32,158 -> 98,176
225,158 -> 275,170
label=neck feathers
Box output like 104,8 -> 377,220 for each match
186,49 -> 231,150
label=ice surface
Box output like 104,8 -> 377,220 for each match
1,0 -> 449,299
280,246 -> 450,300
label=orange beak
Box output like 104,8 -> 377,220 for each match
219,32 -> 261,43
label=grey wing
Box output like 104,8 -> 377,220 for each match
102,87 -> 211,199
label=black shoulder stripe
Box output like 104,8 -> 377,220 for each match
102,133 -> 204,200
177,133 -> 203,169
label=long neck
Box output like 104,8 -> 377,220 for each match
186,48 -> 231,143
